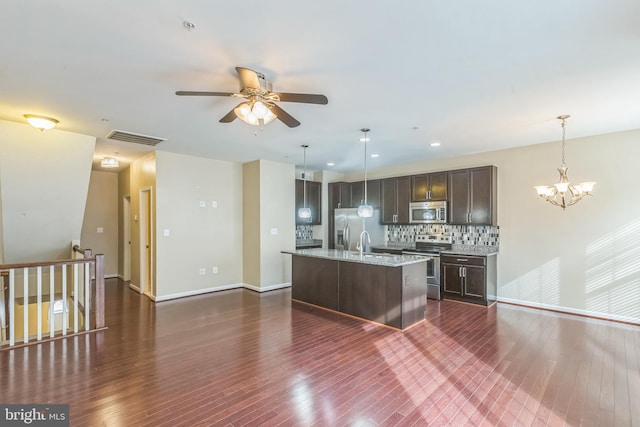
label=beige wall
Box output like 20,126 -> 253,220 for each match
242,161 -> 261,286
344,129 -> 640,323
243,159 -> 295,290
128,151 -> 156,295
154,151 -> 243,299
81,170 -> 118,276
0,119 -> 95,262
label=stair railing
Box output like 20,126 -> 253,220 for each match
0,249 -> 105,349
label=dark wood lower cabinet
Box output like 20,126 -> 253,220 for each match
291,255 -> 427,329
292,256 -> 339,310
441,254 -> 497,306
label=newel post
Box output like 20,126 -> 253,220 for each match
95,254 -> 105,329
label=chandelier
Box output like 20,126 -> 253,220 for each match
534,115 -> 596,209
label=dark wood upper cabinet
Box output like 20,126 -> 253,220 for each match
329,182 -> 351,209
448,166 -> 497,225
350,179 -> 381,210
295,179 -> 322,225
411,171 -> 448,202
381,176 -> 411,224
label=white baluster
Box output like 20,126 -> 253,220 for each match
23,267 -> 28,344
49,265 -> 54,338
37,266 -> 42,341
9,269 -> 15,346
84,260 -> 90,331
73,263 -> 79,333
62,265 -> 67,336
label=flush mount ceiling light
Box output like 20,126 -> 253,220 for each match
534,115 -> 596,210
298,145 -> 312,219
357,128 -> 374,218
24,114 -> 58,131
101,157 -> 120,168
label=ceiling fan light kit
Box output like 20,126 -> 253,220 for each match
176,67 -> 327,128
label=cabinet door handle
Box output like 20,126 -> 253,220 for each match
462,267 -> 466,278
459,266 -> 463,277
428,190 -> 432,200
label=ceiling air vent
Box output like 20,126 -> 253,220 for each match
105,130 -> 166,146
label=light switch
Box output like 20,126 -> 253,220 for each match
271,228 -> 278,235
97,227 -> 103,233
212,201 -> 218,208
199,200 -> 206,208
199,268 -> 206,275
163,229 -> 170,237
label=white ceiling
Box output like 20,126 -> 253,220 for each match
1,1 -> 639,173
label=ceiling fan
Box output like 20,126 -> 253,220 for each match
175,67 -> 328,128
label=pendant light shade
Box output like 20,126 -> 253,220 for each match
357,128 -> 373,218
298,144 -> 312,219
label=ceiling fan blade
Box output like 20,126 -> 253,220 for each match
235,67 -> 262,90
269,104 -> 301,128
175,91 -> 235,97
276,93 -> 328,105
219,108 -> 237,123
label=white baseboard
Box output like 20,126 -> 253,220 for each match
154,282 -> 292,302
128,283 -> 141,293
243,282 -> 291,293
497,296 -> 640,325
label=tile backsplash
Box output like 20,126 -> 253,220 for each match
296,225 -> 314,241
387,224 -> 499,247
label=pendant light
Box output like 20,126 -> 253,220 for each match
534,115 -> 596,209
357,128 -> 374,218
298,144 -> 312,219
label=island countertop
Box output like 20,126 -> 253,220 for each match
282,248 -> 429,267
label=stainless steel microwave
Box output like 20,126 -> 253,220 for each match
409,201 -> 447,224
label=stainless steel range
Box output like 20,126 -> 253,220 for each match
403,233 -> 453,300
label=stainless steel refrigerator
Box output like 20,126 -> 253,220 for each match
334,208 -> 385,252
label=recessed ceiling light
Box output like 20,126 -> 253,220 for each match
327,162 -> 335,167
430,141 -> 441,147
370,154 -> 379,158
359,137 -> 370,142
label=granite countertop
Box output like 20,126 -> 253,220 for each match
295,239 -> 323,248
282,248 -> 430,267
370,243 -> 416,252
443,245 -> 499,256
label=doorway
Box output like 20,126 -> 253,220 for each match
139,188 -> 153,297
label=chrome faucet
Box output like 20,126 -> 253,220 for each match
356,230 -> 371,256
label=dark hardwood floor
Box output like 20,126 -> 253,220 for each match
1,279 -> 639,426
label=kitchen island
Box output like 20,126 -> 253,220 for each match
282,248 -> 429,329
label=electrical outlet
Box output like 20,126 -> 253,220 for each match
271,228 -> 278,235
163,229 -> 170,237
212,267 -> 218,274
199,268 -> 206,275
212,200 -> 218,208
